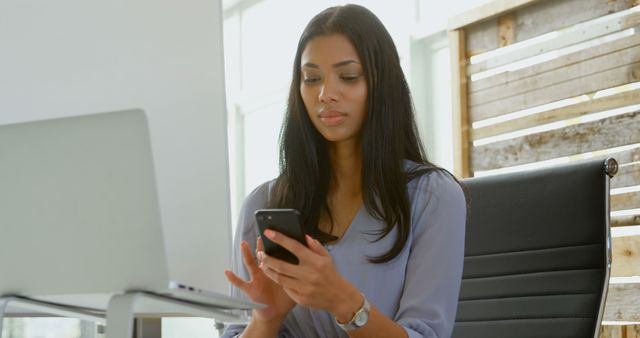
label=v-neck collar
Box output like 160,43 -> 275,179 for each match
324,205 -> 364,248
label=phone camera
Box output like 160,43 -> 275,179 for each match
267,216 -> 272,220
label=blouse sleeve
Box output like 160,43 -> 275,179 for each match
219,183 -> 262,338
221,181 -> 294,338
395,171 -> 467,338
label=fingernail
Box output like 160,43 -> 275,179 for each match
264,229 -> 275,239
257,251 -> 264,260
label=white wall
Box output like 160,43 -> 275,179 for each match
415,0 -> 491,37
411,0 -> 491,172
0,0 -> 232,295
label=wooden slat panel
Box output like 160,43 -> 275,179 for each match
612,192 -> 640,211
498,13 -> 515,47
611,147 -> 640,165
600,326 -> 623,338
600,325 -> 640,338
466,18 -> 498,57
612,236 -> 640,277
448,0 -> 538,30
471,111 -> 640,172
472,89 -> 640,141
514,0 -> 634,43
613,161 -> 640,190
469,30 -> 640,93
449,29 -> 472,178
612,214 -> 640,227
628,325 -> 640,338
467,10 -> 640,76
470,32 -> 640,93
470,44 -> 640,107
604,283 -> 640,322
610,147 -> 640,189
470,60 -> 640,123
459,0 -> 634,55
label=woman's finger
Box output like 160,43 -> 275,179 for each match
240,241 -> 260,276
257,236 -> 265,252
224,269 -> 249,290
261,265 -> 298,289
261,252 -> 296,278
306,235 -> 329,256
263,229 -> 312,262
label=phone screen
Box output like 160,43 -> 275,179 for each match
254,209 -> 307,264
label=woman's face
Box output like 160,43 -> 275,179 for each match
300,33 -> 368,143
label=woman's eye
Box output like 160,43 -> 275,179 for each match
303,77 -> 320,84
341,74 -> 361,82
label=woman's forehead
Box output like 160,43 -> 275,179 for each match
300,33 -> 361,67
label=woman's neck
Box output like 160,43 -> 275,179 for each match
327,138 -> 362,198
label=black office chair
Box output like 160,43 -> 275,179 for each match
453,158 -> 617,338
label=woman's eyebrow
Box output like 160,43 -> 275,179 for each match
332,60 -> 360,68
302,60 -> 361,69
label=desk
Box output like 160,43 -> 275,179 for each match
0,292 -> 247,338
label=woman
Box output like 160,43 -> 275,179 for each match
222,4 -> 466,338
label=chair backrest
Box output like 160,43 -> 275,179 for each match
452,158 -> 617,338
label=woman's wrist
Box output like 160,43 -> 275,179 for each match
331,280 -> 363,323
251,309 -> 288,326
245,311 -> 287,338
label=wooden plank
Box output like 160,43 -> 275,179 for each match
601,326 -> 640,338
604,283 -> 640,322
600,325 -> 624,338
628,325 -> 640,338
468,10 -> 640,75
514,0 -> 634,43
612,191 -> 640,211
498,13 -> 515,47
470,43 -> 640,107
462,0 -> 634,57
470,32 -> 640,93
449,29 -> 471,178
611,147 -> 640,165
611,235 -> 640,277
613,161 -> 640,190
466,18 -> 499,57
448,0 -> 539,31
471,110 -> 640,171
610,147 -> 640,189
470,61 -> 640,123
612,214 -> 640,227
472,89 -> 640,141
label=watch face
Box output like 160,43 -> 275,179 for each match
354,311 -> 369,327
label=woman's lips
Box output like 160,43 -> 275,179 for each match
318,110 -> 347,126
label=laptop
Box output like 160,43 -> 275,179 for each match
0,109 -> 258,316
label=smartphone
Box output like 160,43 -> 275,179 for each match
254,208 -> 307,264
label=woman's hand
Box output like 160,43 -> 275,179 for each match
224,237 -> 296,323
259,230 -> 363,323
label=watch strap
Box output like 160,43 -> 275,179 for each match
335,293 -> 370,331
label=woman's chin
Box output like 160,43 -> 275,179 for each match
320,131 -> 360,144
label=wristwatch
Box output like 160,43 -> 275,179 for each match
335,293 -> 370,331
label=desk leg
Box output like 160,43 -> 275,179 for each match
0,298 -> 8,338
106,293 -> 138,338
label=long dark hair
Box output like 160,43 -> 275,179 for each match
270,4 -> 452,263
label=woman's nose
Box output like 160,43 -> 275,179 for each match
319,80 -> 339,103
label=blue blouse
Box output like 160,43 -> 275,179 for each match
222,164 -> 466,338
